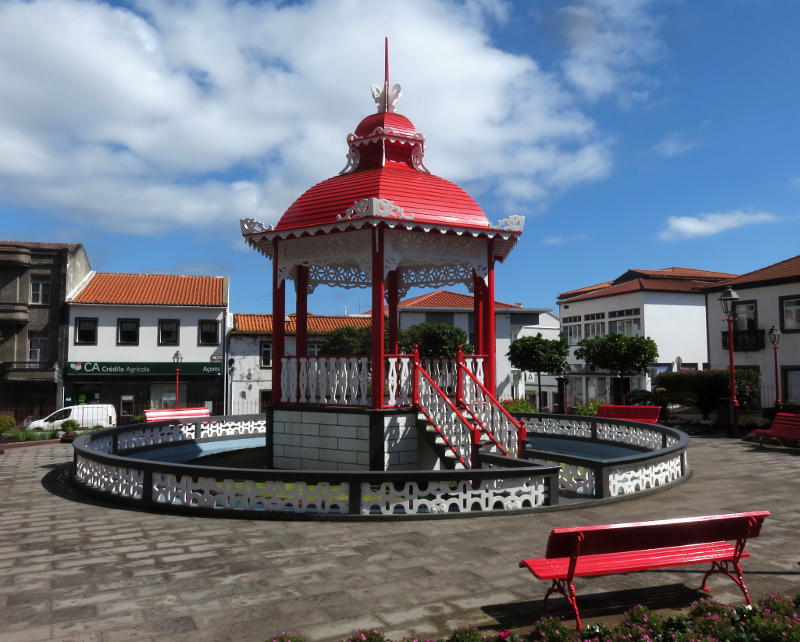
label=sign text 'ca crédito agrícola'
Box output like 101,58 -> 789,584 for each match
68,362 -> 222,376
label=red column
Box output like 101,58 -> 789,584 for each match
472,270 -> 484,355
371,227 -> 386,408
272,239 -> 285,403
388,270 -> 400,353
483,243 -> 496,394
295,265 -> 308,357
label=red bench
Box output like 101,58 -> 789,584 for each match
519,511 -> 769,629
144,407 -> 210,423
596,404 -> 661,423
745,412 -> 800,447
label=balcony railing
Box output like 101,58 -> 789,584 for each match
721,329 -> 765,352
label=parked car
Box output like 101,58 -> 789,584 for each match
28,404 -> 117,431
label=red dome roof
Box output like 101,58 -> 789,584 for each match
275,97 -> 491,232
276,164 -> 489,230
354,112 -> 419,138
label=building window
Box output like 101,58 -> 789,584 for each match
28,331 -> 48,363
780,295 -> 800,332
734,300 -> 757,331
259,390 -> 273,413
609,308 -> 640,318
30,275 -> 50,305
584,312 -> 605,321
425,311 -> 454,325
562,315 -> 582,324
260,340 -> 272,367
609,318 -> 641,337
584,321 -> 605,338
158,319 -> 179,345
75,317 -> 98,345
564,324 -> 582,346
198,320 -> 219,345
308,342 -> 322,356
117,318 -> 140,345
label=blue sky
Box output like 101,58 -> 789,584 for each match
1,0 -> 798,314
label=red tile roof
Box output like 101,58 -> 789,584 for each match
72,273 -> 226,306
0,240 -> 82,252
398,290 -> 520,309
706,255 -> 800,289
559,267 -> 739,303
234,313 -> 371,335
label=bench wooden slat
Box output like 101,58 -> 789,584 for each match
518,511 -> 769,630
521,541 -> 743,579
596,404 -> 661,423
746,413 -> 800,446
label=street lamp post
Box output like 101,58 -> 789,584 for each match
172,350 -> 183,408
769,325 -> 782,409
719,286 -> 740,434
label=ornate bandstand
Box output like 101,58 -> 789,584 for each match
241,48 -> 527,471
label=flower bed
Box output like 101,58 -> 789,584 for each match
266,594 -> 800,641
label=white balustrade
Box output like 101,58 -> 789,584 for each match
385,356 -> 413,406
417,372 -> 473,465
457,361 -> 519,457
283,356 -> 371,406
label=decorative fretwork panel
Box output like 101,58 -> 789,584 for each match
523,417 -> 593,439
153,474 -> 350,514
202,418 -> 266,438
284,356 -> 371,406
116,423 -> 195,451
596,422 -> 662,450
608,456 -> 683,496
535,459 -> 596,496
361,476 -> 547,515
385,356 -> 413,406
75,455 -> 144,499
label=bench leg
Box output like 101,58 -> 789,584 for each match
544,578 -> 582,630
699,560 -> 752,605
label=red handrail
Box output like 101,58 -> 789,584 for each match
413,346 -> 479,468
457,354 -> 527,457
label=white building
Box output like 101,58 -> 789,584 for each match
704,255 -> 800,409
397,290 -> 559,404
558,267 -> 736,407
227,313 -> 371,415
65,272 -> 228,421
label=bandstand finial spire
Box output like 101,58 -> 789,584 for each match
372,37 -> 402,113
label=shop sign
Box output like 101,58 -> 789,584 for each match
67,361 -> 222,376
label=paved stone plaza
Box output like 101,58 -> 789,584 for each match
1,436 -> 799,641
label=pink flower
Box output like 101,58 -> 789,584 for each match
499,633 -> 510,639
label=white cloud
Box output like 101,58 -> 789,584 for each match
651,132 -> 699,158
541,234 -> 588,245
559,0 -> 663,104
659,211 -> 779,241
0,0 -> 638,234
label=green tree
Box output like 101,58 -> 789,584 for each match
398,323 -> 472,358
575,334 -> 659,404
319,326 -> 372,355
506,333 -> 569,408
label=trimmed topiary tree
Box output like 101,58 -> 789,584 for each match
398,323 -> 472,358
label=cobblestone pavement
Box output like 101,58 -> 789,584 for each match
1,436 -> 799,642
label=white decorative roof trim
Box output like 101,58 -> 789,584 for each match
371,82 -> 402,113
496,215 -> 525,232
240,218 -> 272,234
338,198 -> 412,222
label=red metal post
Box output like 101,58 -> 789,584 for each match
388,269 -> 400,353
726,315 -> 740,433
295,265 -> 308,357
456,344 -> 464,406
175,367 -> 181,408
272,239 -> 285,403
773,344 -> 782,409
484,244 -> 496,394
412,344 -> 420,405
371,227 -> 386,408
473,270 -> 484,355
